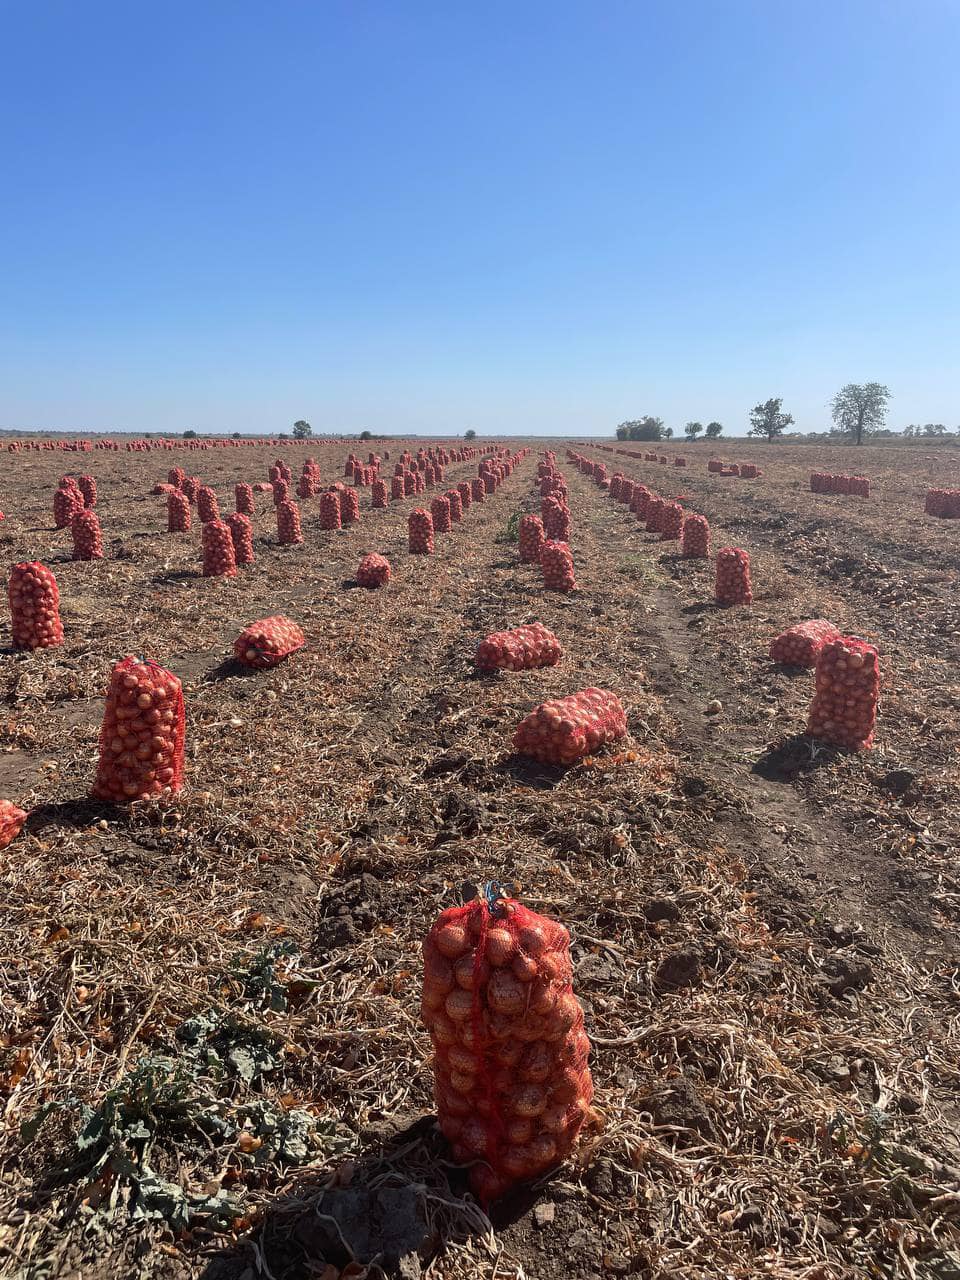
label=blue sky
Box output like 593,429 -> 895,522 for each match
2,1 -> 958,437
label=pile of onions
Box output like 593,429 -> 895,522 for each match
541,540 -> 576,592
715,547 -> 752,606
807,636 -> 880,750
681,513 -> 709,558
168,491 -> 191,532
541,495 -> 570,541
391,476 -> 404,501
422,894 -> 593,1204
235,482 -> 254,514
371,479 -> 388,508
925,488 -> 960,518
770,619 -> 840,667
458,480 -> 473,511
341,488 -> 361,524
71,509 -> 103,560
202,520 -> 237,577
446,488 -> 463,522
660,502 -> 683,541
92,657 -> 185,801
276,498 -> 303,545
645,497 -> 666,534
319,491 -> 342,530
431,495 -> 452,533
227,512 -> 254,565
77,475 -> 97,507
513,687 -> 626,765
233,616 -> 305,669
519,514 -> 545,564
356,552 -> 391,588
9,562 -> 64,649
475,623 -> 562,672
197,486 -> 220,523
54,484 -> 83,529
0,799 -> 28,849
272,478 -> 289,506
409,508 -> 434,554
168,467 -> 186,489
471,477 -> 485,504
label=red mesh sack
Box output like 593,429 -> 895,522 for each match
807,636 -> 880,750
446,488 -> 463,522
475,623 -> 562,672
168,491 -> 191,532
202,520 -> 237,577
183,476 -> 200,501
660,502 -> 683,541
631,485 -> 651,519
409,509 -> 434,554
519,515 -> 545,564
541,496 -> 570,541
673,456 -> 687,468
541,540 -> 576,592
168,467 -> 186,490
739,464 -> 760,480
391,476 -> 404,501
227,512 -> 254,566
54,485 -> 83,529
619,478 -> 635,505
926,488 -> 960,517
296,474 -> 313,500
339,488 -> 360,524
9,562 -> 64,650
681,513 -> 709,558
0,800 -> 28,849
715,547 -> 752,606
471,477 -> 485,504
481,470 -> 496,494
234,616 -> 305,669
276,499 -> 303,545
770,619 -> 840,667
93,657 -> 185,801
197,486 -> 220,523
458,480 -> 472,511
72,509 -> 103,560
514,687 -> 626,765
609,475 -> 623,501
404,472 -> 417,497
371,479 -> 388,509
78,475 -> 97,507
319,491 -> 342,530
644,497 -> 665,533
356,552 -> 391,588
431,495 -> 452,533
422,890 -> 593,1203
235,482 -> 255,514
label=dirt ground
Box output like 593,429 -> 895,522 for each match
1,438 -> 959,1280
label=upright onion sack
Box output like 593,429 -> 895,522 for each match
197,486 -> 220,523
475,623 -> 562,672
319,491 -> 342,530
513,687 -> 626,765
681,513 -> 709,558
227,512 -> 254,566
341,488 -> 361,524
715,547 -> 752,606
0,799 -> 28,849
770,619 -> 840,668
168,491 -> 191,532
9,562 -> 64,650
235,482 -> 255,515
431,495 -> 452,533
471,477 -> 485,504
92,657 -> 185,802
54,485 -> 83,529
72,509 -> 104,560
233,616 -> 305,669
371,478 -> 388,509
277,498 -> 304,545
541,540 -> 576,592
807,636 -> 880,750
409,509 -> 434,554
518,514 -> 545,564
356,552 -> 391,588
77,475 -> 97,507
422,893 -> 594,1203
446,488 -> 463,522
660,502 -> 683,541
202,520 -> 237,578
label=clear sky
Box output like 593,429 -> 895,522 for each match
2,1 -> 958,437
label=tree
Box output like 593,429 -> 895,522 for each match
359,429 -> 373,441
705,421 -> 723,439
748,397 -> 794,442
663,427 -> 673,439
183,429 -> 198,439
903,424 -> 918,438
830,383 -> 891,445
923,423 -> 948,436
615,417 -> 663,441
465,429 -> 477,440
684,421 -> 703,441
292,419 -> 312,439
232,431 -> 241,439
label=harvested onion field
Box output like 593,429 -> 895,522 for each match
2,438 -> 960,1280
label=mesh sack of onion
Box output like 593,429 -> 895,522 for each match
233,616 -> 305,669
475,623 -> 561,672
513,687 -> 626,766
92,657 -> 185,801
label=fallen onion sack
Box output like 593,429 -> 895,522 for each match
0,799 -> 28,849
422,891 -> 593,1204
770,619 -> 840,668
513,687 -> 626,765
234,616 -> 305,669
475,623 -> 561,672
356,552 -> 391,588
